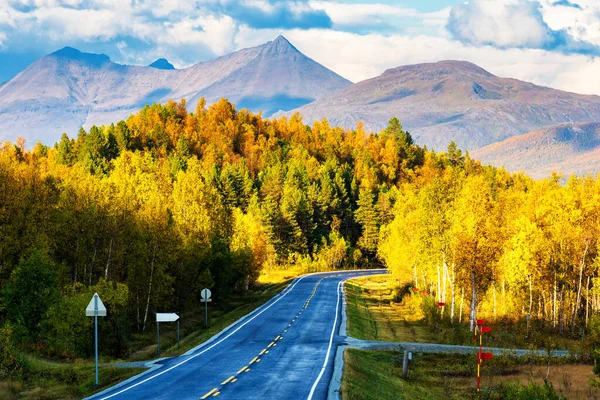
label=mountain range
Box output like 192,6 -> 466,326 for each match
3,36 -> 600,178
0,36 -> 350,145
473,122 -> 600,179
282,61 -> 600,152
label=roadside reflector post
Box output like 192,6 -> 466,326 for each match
402,350 -> 409,379
474,321 -> 493,391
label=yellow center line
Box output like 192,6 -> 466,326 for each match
268,342 -> 275,347
237,366 -> 248,374
213,391 -> 220,397
221,376 -> 234,385
201,388 -> 218,399
249,357 -> 258,364
232,378 -> 237,383
260,349 -> 267,355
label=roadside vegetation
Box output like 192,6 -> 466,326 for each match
344,276 -> 600,399
342,350 -> 596,400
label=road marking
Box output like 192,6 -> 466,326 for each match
260,349 -> 266,355
306,278 -> 345,400
201,388 -> 218,399
249,357 -> 258,364
97,275 -> 309,399
268,342 -> 275,347
231,379 -> 237,383
213,392 -> 220,396
221,376 -> 234,385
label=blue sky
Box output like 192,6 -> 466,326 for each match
2,0 -> 600,95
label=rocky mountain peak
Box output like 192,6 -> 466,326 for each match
149,58 -> 175,70
49,46 -> 111,68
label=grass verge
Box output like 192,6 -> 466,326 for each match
342,349 -> 598,400
345,275 -> 581,351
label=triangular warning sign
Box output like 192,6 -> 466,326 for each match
86,293 -> 107,317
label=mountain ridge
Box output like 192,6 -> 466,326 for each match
473,122 -> 600,178
0,36 -> 351,145
280,60 -> 600,151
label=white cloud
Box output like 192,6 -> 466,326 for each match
447,0 -> 557,49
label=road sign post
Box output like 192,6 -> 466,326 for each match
155,313 -> 180,357
86,293 -> 107,386
201,288 -> 212,326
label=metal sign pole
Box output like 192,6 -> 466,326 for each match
177,320 -> 180,346
94,294 -> 99,386
86,293 -> 106,387
205,299 -> 208,326
157,321 -> 160,357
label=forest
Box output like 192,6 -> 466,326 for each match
0,97 -> 598,374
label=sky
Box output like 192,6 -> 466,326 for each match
2,0 -> 600,95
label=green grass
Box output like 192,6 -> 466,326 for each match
0,358 -> 143,399
345,275 -> 581,351
342,350 -> 596,400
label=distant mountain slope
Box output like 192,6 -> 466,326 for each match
281,61 -> 600,151
472,122 -> 600,178
0,36 -> 350,145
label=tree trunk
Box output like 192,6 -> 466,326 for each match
89,240 -> 97,286
573,243 -> 589,330
493,282 -> 497,319
450,263 -> 456,323
586,275 -> 591,326
105,237 -> 113,280
528,275 -> 533,335
437,264 -> 441,301
553,276 -> 557,328
559,291 -> 565,334
414,263 -> 418,288
459,286 -> 464,324
470,271 -> 477,331
142,243 -> 158,332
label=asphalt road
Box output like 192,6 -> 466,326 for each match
89,269 -> 386,400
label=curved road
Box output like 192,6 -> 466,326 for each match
89,269 -> 386,400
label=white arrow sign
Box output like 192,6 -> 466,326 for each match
201,288 -> 212,300
156,313 -> 180,322
86,293 -> 107,317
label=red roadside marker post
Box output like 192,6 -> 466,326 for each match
474,320 -> 493,391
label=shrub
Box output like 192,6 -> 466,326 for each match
0,324 -> 30,380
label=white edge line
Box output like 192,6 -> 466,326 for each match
308,270 -> 389,400
306,279 -> 345,400
94,269 -> 385,400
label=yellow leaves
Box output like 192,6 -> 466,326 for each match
171,158 -> 229,244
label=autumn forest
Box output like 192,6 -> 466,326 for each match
0,98 -> 598,367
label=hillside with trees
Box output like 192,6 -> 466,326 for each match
1,97 -> 599,385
